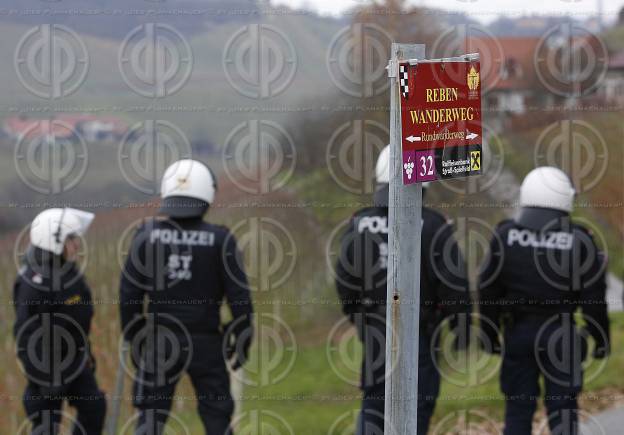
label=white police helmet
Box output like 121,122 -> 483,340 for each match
520,166 -> 575,212
30,208 -> 94,255
516,166 -> 576,230
159,159 -> 217,218
376,145 -> 391,184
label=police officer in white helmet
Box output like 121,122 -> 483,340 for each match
13,208 -> 107,434
119,159 -> 253,434
335,145 -> 470,434
479,166 -> 610,435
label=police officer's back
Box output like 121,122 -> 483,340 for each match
119,160 -> 253,435
478,167 -> 610,435
335,145 -> 470,435
13,208 -> 106,434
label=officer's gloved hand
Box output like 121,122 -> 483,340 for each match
228,340 -> 251,371
224,319 -> 253,371
593,345 -> 610,359
479,331 -> 502,355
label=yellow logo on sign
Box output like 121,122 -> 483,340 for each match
470,151 -> 481,171
467,66 -> 480,91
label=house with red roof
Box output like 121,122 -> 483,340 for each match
3,116 -> 75,141
467,37 -> 550,116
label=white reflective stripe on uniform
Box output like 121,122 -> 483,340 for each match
149,229 -> 215,246
507,228 -> 573,250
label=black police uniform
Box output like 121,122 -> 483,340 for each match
479,214 -> 610,435
120,216 -> 253,435
335,195 -> 469,435
13,247 -> 106,435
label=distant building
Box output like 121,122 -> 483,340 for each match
468,37 -> 550,118
3,114 -> 128,143
469,34 -> 620,122
3,116 -> 74,142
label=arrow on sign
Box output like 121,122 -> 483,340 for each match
466,131 -> 479,140
405,135 -> 421,142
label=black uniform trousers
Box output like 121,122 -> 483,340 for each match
132,333 -> 234,435
23,367 -> 106,435
502,317 -> 585,435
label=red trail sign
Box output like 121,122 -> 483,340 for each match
399,57 -> 482,184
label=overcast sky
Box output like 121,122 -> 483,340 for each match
271,0 -> 624,23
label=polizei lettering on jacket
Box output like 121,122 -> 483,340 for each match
507,229 -> 573,250
357,216 -> 389,234
150,229 -> 215,246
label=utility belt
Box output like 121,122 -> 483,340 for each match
502,306 -> 577,328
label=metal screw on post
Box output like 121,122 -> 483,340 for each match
384,43 -> 425,434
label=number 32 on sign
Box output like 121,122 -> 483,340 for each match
399,56 -> 483,184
